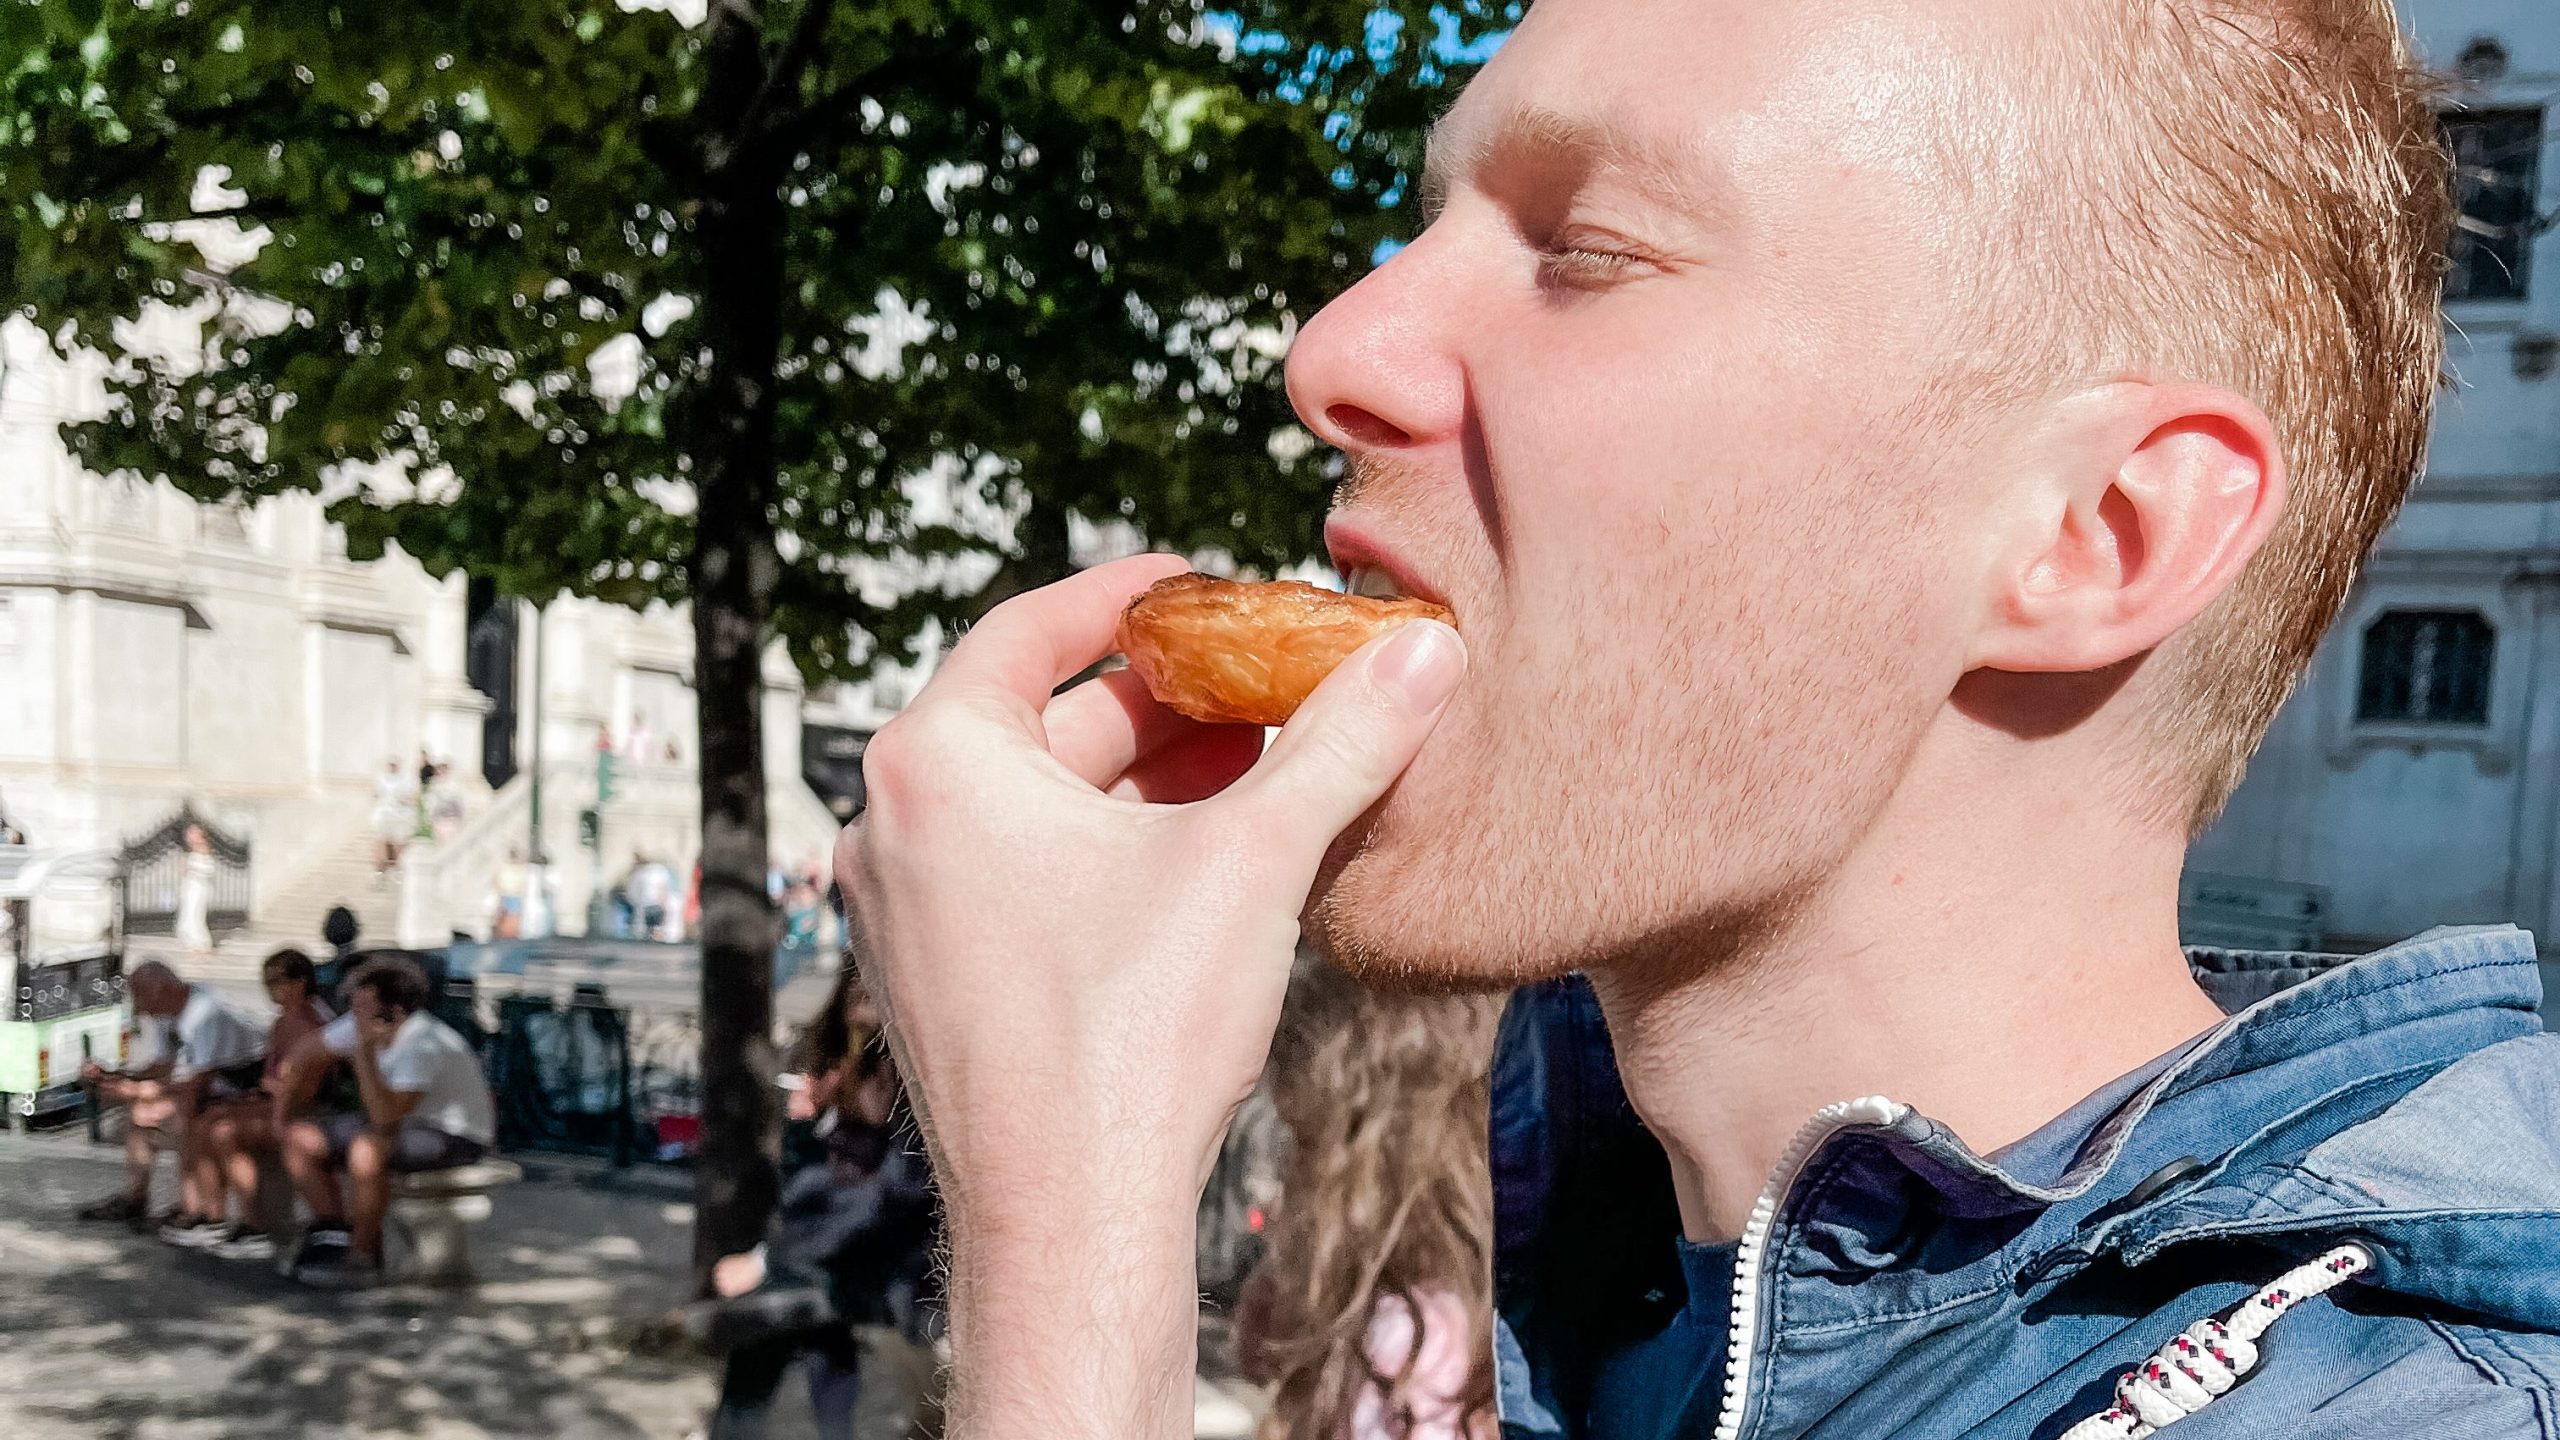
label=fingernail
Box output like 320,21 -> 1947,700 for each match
1371,620 -> 1466,713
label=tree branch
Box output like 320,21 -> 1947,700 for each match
773,76 -> 868,155
739,0 -> 833,142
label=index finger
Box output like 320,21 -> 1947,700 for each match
933,552 -> 1192,715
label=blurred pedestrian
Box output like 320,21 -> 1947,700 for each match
626,852 -> 677,941
1240,960 -> 1502,1440
281,955 -> 495,1288
75,960 -> 266,1226
161,947 -> 335,1256
491,847 -> 528,939
693,967 -> 937,1440
370,758 -> 413,878
320,903 -> 360,998
172,823 -> 216,964
428,757 -> 465,840
414,749 -> 438,830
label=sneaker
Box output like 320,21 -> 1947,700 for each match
677,1284 -> 840,1349
75,1193 -> 147,1224
281,1225 -> 349,1275
211,1228 -> 277,1262
292,1251 -> 382,1290
157,1216 -> 231,1248
290,1226 -> 350,1262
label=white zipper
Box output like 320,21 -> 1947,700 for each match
1710,1095 -> 1911,1440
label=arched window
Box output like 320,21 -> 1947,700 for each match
2356,610 -> 2494,725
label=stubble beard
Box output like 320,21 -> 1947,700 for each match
1305,441 -> 1940,998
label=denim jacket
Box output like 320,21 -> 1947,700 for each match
1490,925 -> 2560,1439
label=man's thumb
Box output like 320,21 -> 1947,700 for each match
1233,618 -> 1466,846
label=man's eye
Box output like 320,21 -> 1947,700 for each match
1534,243 -> 1642,290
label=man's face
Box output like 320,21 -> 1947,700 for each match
1292,0 -> 2027,983
133,976 -> 182,1017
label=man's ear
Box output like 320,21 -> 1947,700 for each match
1970,382 -> 2286,674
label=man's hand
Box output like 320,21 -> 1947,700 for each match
837,554 -> 1464,1440
781,1073 -> 821,1123
351,993 -> 397,1052
711,1248 -> 767,1298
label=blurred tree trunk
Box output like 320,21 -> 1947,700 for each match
686,0 -> 796,1293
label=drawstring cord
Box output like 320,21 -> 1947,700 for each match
2058,1243 -> 2374,1439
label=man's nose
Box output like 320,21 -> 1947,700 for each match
1284,240 -> 1467,459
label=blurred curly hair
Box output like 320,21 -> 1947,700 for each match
1254,959 -> 1504,1440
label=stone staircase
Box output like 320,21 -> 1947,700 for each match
257,838 -> 406,952
173,760 -> 844,992
190,930 -> 304,1001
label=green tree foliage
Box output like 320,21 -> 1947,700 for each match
1,0 -> 1504,1276
2,0 -> 1498,653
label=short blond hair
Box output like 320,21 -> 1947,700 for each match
2008,0 -> 2452,831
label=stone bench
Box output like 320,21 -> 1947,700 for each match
386,1159 -> 523,1284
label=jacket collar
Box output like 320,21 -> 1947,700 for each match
1865,925 -> 2547,1223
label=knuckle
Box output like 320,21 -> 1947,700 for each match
830,814 -> 868,882
857,714 -> 935,821
973,589 -> 1040,635
862,708 -> 993,831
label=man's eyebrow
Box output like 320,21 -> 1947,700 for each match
1420,103 -> 1705,215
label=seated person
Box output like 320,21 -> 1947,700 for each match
695,969 -> 937,1440
279,955 -> 494,1288
158,948 -> 336,1256
76,960 -> 265,1226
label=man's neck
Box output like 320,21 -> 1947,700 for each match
1586,783 -> 2227,1245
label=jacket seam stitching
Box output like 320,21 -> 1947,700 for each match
1783,1275 -> 2018,1335
1764,1146 -> 1856,1383
2298,1166 -> 2379,1212
2133,1206 -> 2560,1261
2203,955 -> 2527,1055
2427,1317 -> 2514,1389
2480,1325 -> 2560,1393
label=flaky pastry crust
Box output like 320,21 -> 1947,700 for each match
1114,572 -> 1455,726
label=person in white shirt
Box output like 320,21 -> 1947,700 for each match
75,961 -> 265,1225
157,948 -> 340,1257
626,854 -> 682,942
278,955 -> 495,1288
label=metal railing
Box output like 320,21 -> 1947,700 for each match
119,808 -> 252,939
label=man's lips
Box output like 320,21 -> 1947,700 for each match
1323,515 -> 1446,608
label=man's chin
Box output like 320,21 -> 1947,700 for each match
1304,840 -> 1554,997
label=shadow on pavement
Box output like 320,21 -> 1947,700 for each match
0,1131 -> 718,1440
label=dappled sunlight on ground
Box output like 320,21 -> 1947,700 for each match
0,1130 -> 718,1439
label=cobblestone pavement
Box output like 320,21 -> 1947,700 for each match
0,1127 -> 1267,1440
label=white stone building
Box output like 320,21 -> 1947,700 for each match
0,316 -> 859,949
2189,2 -> 2560,955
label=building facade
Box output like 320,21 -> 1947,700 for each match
0,317 -> 847,947
2189,1 -> 2560,953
